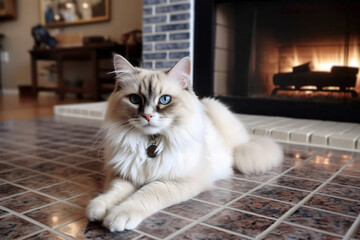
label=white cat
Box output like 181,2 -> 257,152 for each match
87,55 -> 283,232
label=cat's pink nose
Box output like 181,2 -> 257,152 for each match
143,114 -> 153,122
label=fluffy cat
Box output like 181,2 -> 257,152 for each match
87,55 -> 283,232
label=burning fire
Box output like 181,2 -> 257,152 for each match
292,44 -> 359,72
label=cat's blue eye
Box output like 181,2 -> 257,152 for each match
129,94 -> 142,104
159,95 -> 171,105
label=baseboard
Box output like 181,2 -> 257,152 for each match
1,88 -> 19,95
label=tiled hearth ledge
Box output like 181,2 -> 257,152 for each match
54,102 -> 360,152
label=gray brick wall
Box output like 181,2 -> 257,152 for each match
142,0 -> 191,69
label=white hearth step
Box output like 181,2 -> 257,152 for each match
54,102 -> 360,151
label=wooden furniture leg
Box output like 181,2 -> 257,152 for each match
30,55 -> 38,98
57,55 -> 65,100
91,50 -> 100,101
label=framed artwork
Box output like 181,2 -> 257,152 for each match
40,0 -> 110,28
0,0 -> 16,19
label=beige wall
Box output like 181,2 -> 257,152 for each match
0,0 -> 142,90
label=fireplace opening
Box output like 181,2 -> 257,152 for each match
213,1 -> 360,103
192,0 -> 360,121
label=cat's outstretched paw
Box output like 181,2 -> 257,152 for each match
87,199 -> 107,221
103,205 -> 144,232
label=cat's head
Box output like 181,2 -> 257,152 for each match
106,55 -> 199,136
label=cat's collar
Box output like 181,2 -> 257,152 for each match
146,135 -> 158,158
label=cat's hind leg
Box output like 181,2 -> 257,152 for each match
87,178 -> 136,221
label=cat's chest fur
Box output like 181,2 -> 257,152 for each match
104,127 -> 203,186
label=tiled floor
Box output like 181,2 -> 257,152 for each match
0,117 -> 359,240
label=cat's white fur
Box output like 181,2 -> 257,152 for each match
87,55 -> 283,232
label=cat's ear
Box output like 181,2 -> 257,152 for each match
168,56 -> 191,89
113,54 -> 136,81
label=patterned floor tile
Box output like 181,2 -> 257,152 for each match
23,230 -> 67,240
0,152 -> 23,161
14,174 -> 61,190
39,182 -> 91,199
172,224 -> 247,240
194,188 -> 241,205
50,167 -> 90,179
74,173 -> 105,190
300,161 -> 342,172
10,157 -> 45,168
0,168 -> 36,181
57,218 -> 140,239
230,195 -> 293,218
265,223 -> 341,239
331,174 -> 360,188
0,209 -> 9,218
233,172 -> 277,182
252,185 -> 309,204
286,167 -> 334,181
164,199 -> 218,220
318,183 -> 360,201
215,178 -> 260,193
353,224 -> 360,239
76,160 -> 104,172
0,192 -> 55,213
68,192 -> 98,208
205,208 -> 275,237
0,162 -> 15,172
25,203 -> 84,228
270,175 -> 322,191
0,183 -> 27,198
0,215 -> 42,239
54,155 -> 90,165
304,194 -> 360,217
137,212 -> 191,238
29,161 -> 66,174
285,207 -> 354,235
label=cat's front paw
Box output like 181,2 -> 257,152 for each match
87,199 -> 107,222
103,205 -> 145,232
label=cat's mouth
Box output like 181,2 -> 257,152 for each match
141,124 -> 160,134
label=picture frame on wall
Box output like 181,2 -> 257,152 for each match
40,0 -> 110,28
0,0 -> 16,20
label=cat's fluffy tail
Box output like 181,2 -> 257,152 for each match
233,137 -> 283,174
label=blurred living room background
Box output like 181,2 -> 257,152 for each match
0,0 -> 143,120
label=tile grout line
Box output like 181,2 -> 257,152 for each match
160,209 -> 254,240
163,152 -> 320,240
0,205 -> 75,240
0,177 -> 91,211
17,229 -> 47,240
0,160 -> 103,191
255,156 -> 358,239
197,183 -> 358,220
344,213 -> 360,239
132,229 -> 163,240
200,222 -> 255,240
281,221 -> 344,238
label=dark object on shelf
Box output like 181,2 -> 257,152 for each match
0,34 -> 4,91
272,65 -> 358,98
83,36 -> 105,46
31,24 -> 57,49
18,85 -> 33,98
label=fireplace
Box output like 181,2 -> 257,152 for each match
193,0 -> 360,122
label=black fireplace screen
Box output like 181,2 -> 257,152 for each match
214,1 -> 360,101
193,0 -> 360,122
